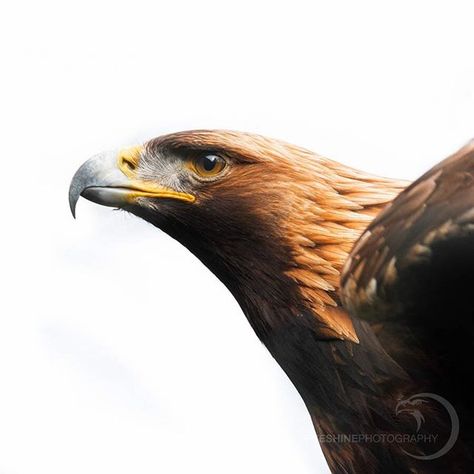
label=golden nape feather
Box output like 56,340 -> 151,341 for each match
70,130 -> 474,473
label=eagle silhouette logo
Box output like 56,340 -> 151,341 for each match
395,396 -> 428,433
395,393 -> 459,460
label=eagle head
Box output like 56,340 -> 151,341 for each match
70,130 -> 404,341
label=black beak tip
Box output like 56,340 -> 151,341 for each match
69,182 -> 80,219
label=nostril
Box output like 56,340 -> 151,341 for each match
118,146 -> 143,176
122,157 -> 136,171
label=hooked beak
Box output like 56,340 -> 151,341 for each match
69,146 -> 195,218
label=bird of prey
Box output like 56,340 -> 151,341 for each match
70,131 -> 474,473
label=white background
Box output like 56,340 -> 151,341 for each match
2,1 -> 474,473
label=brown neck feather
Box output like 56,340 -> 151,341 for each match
277,152 -> 408,340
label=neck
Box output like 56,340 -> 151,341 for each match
224,155 -> 467,472
262,314 -> 469,474
225,157 -> 409,341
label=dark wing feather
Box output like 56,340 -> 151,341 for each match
340,140 -> 474,457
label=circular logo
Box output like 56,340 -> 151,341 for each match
395,393 -> 459,460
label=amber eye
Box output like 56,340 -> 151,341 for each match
193,154 -> 226,177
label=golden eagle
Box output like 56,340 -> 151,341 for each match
70,131 -> 474,473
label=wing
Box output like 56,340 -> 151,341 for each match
340,140 -> 474,451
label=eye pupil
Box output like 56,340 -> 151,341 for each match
203,155 -> 217,171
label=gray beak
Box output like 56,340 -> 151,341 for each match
69,150 -> 133,218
